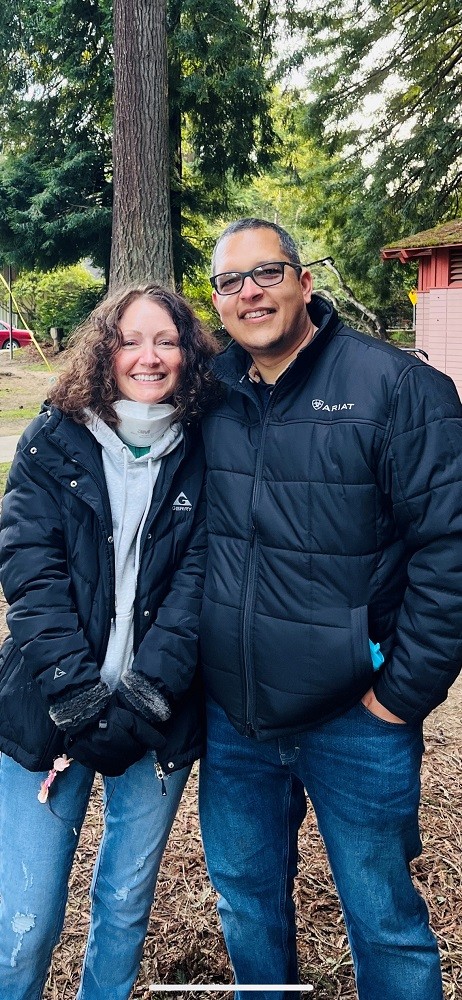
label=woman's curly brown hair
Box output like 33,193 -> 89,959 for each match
48,283 -> 222,427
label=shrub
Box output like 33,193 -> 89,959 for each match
12,265 -> 105,342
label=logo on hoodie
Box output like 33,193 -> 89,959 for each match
172,491 -> 193,512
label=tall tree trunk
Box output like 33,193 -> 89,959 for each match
168,0 -> 183,289
109,0 -> 173,291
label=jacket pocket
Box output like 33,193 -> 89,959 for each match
0,636 -> 63,770
351,605 -> 374,676
252,604 -> 375,730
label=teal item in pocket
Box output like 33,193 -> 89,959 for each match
369,639 -> 385,671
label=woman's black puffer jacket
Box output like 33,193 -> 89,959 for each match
0,406 -> 206,772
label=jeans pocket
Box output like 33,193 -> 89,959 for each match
358,701 -> 411,729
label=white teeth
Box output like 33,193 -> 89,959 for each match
243,310 -> 271,319
132,374 -> 164,381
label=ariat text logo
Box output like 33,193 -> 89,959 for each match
312,399 -> 355,412
172,492 -> 193,511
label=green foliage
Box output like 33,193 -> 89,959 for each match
181,214 -> 217,329
168,0 -> 279,281
0,148 -> 112,274
236,1 -> 460,325
0,0 -> 113,272
305,159 -> 407,312
13,265 -> 105,340
171,0 -> 275,185
389,330 -> 415,347
224,90 -> 411,323
290,0 -> 462,225
227,94 -> 328,257
0,0 -> 279,278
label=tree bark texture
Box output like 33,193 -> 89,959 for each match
110,0 -> 174,291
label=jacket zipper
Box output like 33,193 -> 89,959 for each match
38,426 -> 117,658
77,471 -> 116,653
241,382 -> 284,735
154,759 -> 168,796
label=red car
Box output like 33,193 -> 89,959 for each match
0,320 -> 32,350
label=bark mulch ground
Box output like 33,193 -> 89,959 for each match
0,589 -> 461,999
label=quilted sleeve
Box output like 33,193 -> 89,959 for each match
374,363 -> 462,721
0,437 -> 106,723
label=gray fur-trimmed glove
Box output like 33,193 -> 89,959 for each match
118,671 -> 171,725
49,680 -> 111,735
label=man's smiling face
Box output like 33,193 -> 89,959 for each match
211,228 -> 313,365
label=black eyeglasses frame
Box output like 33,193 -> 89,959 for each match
210,260 -> 303,296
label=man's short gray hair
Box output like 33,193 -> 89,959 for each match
211,218 -> 301,275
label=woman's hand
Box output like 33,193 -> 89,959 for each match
65,695 -> 166,776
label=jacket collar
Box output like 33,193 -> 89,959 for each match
39,407 -> 105,480
26,406 -> 192,531
212,294 -> 339,388
38,406 -> 193,467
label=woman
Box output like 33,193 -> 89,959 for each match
0,283 -> 219,1000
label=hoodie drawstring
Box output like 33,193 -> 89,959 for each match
134,456 -> 153,579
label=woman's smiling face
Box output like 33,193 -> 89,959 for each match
114,296 -> 183,404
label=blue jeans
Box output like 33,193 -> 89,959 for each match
199,697 -> 443,1000
0,751 -> 190,1000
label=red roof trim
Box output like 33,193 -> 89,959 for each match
381,247 -> 432,261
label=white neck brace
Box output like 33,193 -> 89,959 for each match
113,399 -> 177,447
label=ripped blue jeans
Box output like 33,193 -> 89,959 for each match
0,751 -> 190,1000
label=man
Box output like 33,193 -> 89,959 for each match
198,217 -> 462,1000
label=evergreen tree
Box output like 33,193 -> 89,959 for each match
293,0 -> 462,225
231,90 -> 416,328
0,0 -> 277,283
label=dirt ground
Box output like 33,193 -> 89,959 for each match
0,343 -> 61,434
1,347 -> 462,998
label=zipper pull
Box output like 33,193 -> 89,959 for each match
155,760 -> 167,796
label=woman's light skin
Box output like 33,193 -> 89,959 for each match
114,297 -> 183,404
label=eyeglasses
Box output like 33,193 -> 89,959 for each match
210,261 -> 303,296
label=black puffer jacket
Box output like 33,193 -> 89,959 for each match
0,406 -> 206,771
200,295 -> 462,739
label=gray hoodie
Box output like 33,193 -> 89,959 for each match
86,405 -> 183,691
